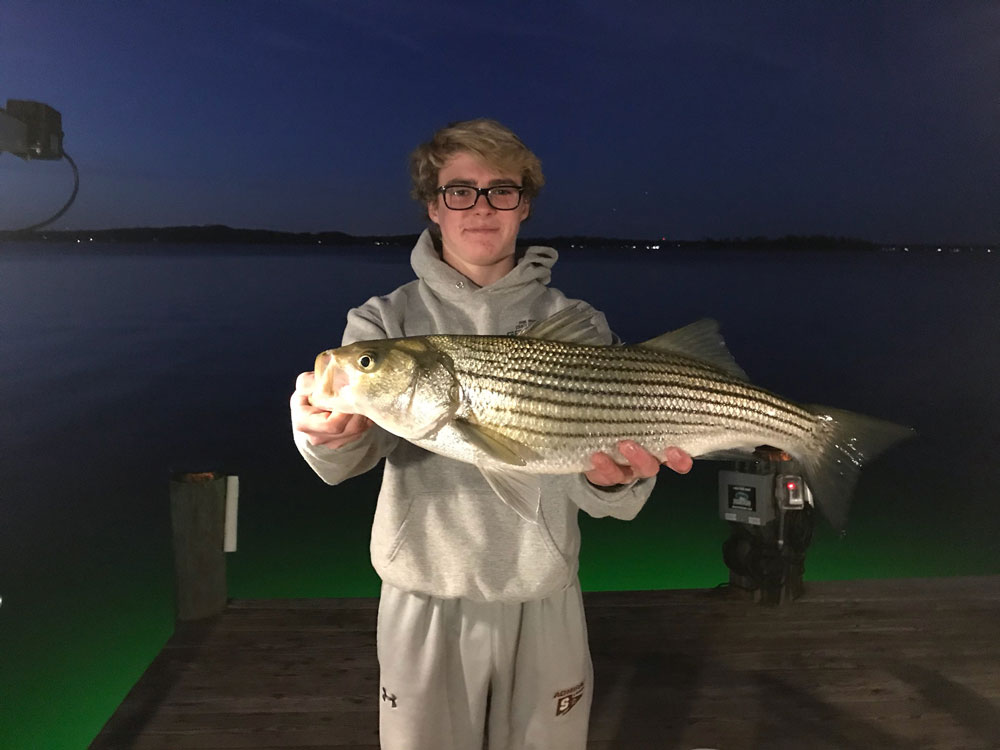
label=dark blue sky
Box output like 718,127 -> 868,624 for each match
1,1 -> 998,242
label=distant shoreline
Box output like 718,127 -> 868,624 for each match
0,224 -> 992,253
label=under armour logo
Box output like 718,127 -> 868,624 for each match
381,687 -> 398,708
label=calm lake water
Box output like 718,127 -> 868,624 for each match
2,241 -> 998,748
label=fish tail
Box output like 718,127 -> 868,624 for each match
799,406 -> 914,532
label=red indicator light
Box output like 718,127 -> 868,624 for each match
786,481 -> 797,491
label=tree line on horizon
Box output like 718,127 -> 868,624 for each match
0,224 -> 882,251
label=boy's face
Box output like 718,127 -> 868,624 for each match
427,151 -> 530,286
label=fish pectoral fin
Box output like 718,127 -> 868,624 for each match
479,465 -> 541,523
453,419 -> 538,466
519,302 -> 608,345
636,319 -> 749,381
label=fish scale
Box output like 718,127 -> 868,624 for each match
440,336 -> 814,451
310,305 -> 912,529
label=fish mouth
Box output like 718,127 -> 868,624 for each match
310,350 -> 349,411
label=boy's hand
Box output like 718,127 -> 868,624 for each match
291,371 -> 373,448
585,441 -> 692,486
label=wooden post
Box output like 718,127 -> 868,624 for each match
170,472 -> 227,620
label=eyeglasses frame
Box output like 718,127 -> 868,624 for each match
435,184 -> 525,211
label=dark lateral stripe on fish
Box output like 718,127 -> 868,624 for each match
480,418 -> 801,447
454,335 -> 715,362
449,346 -> 745,380
474,392 -> 813,442
444,337 -> 728,370
451,342 -> 730,378
460,359 -> 741,385
452,360 -> 747,394
453,367 -> 810,427
477,411 -> 775,433
471,412 -> 739,427
438,339 -> 816,441
500,428 -> 698,442
499,387 -> 810,430
463,386 -> 814,438
459,366 -> 755,402
481,405 -> 810,444
477,423 -> 726,441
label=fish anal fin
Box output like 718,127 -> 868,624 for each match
696,448 -> 758,462
479,465 -> 541,523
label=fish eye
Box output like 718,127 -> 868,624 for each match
357,352 -> 377,370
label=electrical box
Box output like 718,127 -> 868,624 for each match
719,469 -> 776,526
4,99 -> 63,159
718,451 -> 816,605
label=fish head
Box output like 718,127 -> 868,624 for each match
310,337 -> 459,439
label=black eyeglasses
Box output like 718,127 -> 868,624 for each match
436,184 -> 524,210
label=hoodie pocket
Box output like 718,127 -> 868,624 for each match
385,493 -> 418,563
535,504 -> 571,575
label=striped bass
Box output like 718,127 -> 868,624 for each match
309,304 -> 912,529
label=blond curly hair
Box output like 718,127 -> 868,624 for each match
409,119 -> 545,211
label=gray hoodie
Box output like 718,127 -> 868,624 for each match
295,230 -> 655,602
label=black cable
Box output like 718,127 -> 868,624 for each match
13,149 -> 79,232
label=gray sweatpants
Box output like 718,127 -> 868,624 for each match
376,580 -> 593,750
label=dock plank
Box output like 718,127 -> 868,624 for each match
91,576 -> 1000,749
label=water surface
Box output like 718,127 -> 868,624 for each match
1,242 -> 997,748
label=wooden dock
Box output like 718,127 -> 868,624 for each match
90,576 -> 1000,749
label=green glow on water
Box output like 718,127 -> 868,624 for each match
227,472 -> 385,598
579,472 -> 731,591
2,555 -> 174,750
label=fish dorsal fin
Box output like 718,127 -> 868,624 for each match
636,319 -> 749,381
453,419 -> 540,466
478,465 -> 541,523
519,303 -> 607,346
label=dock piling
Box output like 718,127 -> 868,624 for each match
169,472 -> 228,620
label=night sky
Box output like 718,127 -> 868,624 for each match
1,1 -> 997,243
